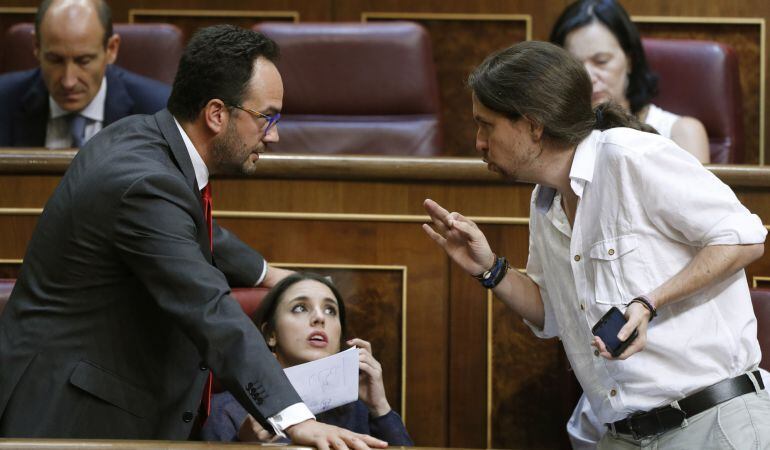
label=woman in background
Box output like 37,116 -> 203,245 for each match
551,0 -> 710,163
201,272 -> 412,445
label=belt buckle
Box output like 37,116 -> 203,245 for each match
627,406 -> 686,440
626,411 -> 646,440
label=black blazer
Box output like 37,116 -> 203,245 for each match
0,65 -> 170,147
0,110 -> 301,438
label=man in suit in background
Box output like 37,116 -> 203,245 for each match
0,24 -> 386,449
0,0 -> 169,148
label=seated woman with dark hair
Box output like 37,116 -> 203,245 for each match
201,272 -> 413,445
550,0 -> 710,163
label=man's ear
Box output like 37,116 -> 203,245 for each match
525,116 -> 544,142
33,33 -> 40,61
105,33 -> 120,65
202,99 -> 229,135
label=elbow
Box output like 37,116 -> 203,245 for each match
737,243 -> 765,269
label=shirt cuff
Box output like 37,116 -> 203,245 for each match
267,402 -> 315,438
703,212 -> 767,246
254,261 -> 268,286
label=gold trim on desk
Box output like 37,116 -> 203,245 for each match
128,9 -> 299,23
631,15 -> 767,166
752,276 -> 770,288
2,152 -> 770,186
362,12 -> 532,41
272,262 -> 408,423
0,207 -> 531,226
0,7 -> 36,14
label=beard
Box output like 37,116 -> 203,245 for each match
209,121 -> 262,176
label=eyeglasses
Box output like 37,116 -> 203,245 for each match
230,104 -> 281,136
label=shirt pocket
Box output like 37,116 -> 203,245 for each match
589,234 -> 640,305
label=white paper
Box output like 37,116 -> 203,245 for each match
283,346 -> 359,414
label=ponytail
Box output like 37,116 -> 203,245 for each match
593,101 -> 658,134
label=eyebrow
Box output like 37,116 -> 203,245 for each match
287,296 -> 339,306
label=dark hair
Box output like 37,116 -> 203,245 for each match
549,0 -> 658,114
36,0 -> 113,48
168,25 -> 280,123
469,41 -> 651,147
252,272 -> 347,351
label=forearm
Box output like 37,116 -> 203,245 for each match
491,269 -> 546,328
648,243 -> 764,309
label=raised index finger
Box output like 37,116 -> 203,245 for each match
423,198 -> 451,224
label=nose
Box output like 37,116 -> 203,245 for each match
475,129 -> 488,154
310,306 -> 325,326
262,124 -> 279,143
61,62 -> 78,90
583,63 -> 599,85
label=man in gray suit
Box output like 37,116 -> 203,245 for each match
0,24 -> 386,449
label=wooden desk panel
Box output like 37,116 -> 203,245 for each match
0,152 -> 768,448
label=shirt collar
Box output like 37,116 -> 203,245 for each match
568,130 -> 600,198
173,118 -> 209,190
49,75 -> 107,121
535,130 -> 601,213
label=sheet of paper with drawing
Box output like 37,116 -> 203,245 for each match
283,346 -> 359,414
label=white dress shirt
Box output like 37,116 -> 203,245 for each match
525,128 -> 766,424
46,76 -> 107,149
173,119 -> 311,435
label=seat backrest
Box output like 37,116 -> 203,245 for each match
642,38 -> 744,164
2,23 -> 183,84
751,288 -> 770,371
254,21 -> 443,156
0,278 -> 267,327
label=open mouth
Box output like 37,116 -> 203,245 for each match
307,331 -> 328,347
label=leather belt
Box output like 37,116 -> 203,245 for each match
608,370 -> 765,440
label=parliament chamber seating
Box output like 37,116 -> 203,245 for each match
642,38 -> 744,163
0,279 -> 268,319
1,23 -> 184,84
253,21 -> 443,156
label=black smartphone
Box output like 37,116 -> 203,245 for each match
592,306 -> 638,357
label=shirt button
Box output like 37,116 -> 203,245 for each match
580,303 -> 585,310
182,411 -> 194,422
199,362 -> 208,371
594,349 -> 600,357
610,389 -> 617,397
608,248 -> 615,256
574,255 -> 581,262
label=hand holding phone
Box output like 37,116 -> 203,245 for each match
592,306 -> 638,358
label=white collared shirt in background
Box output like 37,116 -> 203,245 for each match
525,128 -> 766,424
45,76 -> 107,149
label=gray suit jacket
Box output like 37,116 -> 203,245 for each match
0,110 -> 301,439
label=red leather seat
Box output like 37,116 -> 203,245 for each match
642,38 -> 744,164
0,278 -> 267,322
751,287 -> 770,371
253,22 -> 443,156
1,23 -> 184,84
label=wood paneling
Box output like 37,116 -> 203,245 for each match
365,14 -> 530,157
3,1 -> 770,163
129,9 -> 297,43
1,152 -> 769,447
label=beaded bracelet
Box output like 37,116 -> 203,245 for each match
473,256 -> 510,289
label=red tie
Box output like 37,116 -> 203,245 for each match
201,183 -> 213,252
200,183 -> 214,421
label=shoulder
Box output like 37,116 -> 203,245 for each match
670,116 -> 710,163
106,65 -> 171,110
0,68 -> 43,98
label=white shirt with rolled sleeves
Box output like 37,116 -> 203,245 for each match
524,128 -> 767,424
